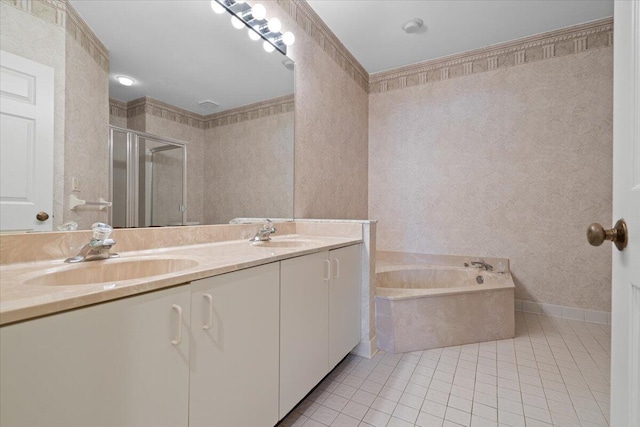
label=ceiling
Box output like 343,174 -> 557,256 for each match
306,0 -> 614,74
70,1 -> 294,115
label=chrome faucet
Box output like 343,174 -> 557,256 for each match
65,223 -> 118,263
250,219 -> 276,242
468,260 -> 493,271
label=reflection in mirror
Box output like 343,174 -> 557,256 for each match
0,0 -> 294,232
110,127 -> 187,228
74,0 -> 296,228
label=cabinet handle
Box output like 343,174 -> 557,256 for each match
334,258 -> 340,279
202,293 -> 213,330
171,304 -> 183,345
324,259 -> 331,281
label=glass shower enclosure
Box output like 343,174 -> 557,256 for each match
109,126 -> 187,228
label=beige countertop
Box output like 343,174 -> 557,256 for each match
0,234 -> 361,326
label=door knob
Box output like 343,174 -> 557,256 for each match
587,219 -> 628,251
36,211 -> 49,221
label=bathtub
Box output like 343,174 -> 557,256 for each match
375,251 -> 515,353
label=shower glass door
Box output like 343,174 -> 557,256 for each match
109,126 -> 187,228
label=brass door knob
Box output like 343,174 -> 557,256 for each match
587,219 -> 628,251
36,211 -> 49,222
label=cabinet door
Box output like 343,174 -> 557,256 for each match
329,244 -> 362,368
189,263 -> 280,427
0,285 -> 191,427
280,251 -> 330,418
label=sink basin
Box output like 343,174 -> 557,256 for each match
25,258 -> 199,286
251,240 -> 315,248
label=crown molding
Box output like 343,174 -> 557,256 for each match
275,0 -> 369,93
369,17 -> 613,93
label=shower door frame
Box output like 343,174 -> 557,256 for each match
108,126 -> 188,228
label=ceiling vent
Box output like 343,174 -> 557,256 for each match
282,58 -> 295,71
402,18 -> 424,34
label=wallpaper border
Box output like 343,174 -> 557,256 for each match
275,0 -> 369,93
369,17 -> 613,93
109,94 -> 295,130
2,0 -> 109,72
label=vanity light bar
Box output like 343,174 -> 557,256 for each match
212,0 -> 293,55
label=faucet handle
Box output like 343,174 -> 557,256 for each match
262,219 -> 275,232
91,222 -> 114,241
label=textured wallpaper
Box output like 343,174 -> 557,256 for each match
369,48 -> 613,311
271,0 -> 370,220
63,34 -> 110,229
204,112 -> 294,224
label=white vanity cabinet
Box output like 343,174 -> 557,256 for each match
329,244 -> 362,369
188,263 -> 280,427
0,242 -> 362,427
279,244 -> 362,418
0,285 -> 191,427
280,251 -> 331,417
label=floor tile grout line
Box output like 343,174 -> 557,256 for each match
547,317 -> 611,426
279,313 -> 610,427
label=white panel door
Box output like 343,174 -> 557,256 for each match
189,263 -> 280,427
611,1 -> 640,425
280,251 -> 330,418
329,244 -> 362,368
0,285 -> 191,427
0,50 -> 54,231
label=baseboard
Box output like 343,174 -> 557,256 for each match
351,335 -> 378,359
515,299 -> 611,325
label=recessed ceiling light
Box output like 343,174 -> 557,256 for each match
402,18 -> 424,34
116,76 -> 135,86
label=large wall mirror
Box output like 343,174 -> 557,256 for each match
0,0 -> 294,232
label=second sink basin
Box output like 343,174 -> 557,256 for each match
25,258 -> 199,286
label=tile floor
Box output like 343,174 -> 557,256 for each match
277,312 -> 611,427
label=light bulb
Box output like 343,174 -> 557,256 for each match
231,16 -> 244,29
248,28 -> 260,41
263,40 -> 275,53
267,18 -> 281,33
282,31 -> 295,46
252,3 -> 266,20
210,1 -> 225,14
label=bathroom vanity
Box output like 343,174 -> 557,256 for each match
0,222 -> 372,427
